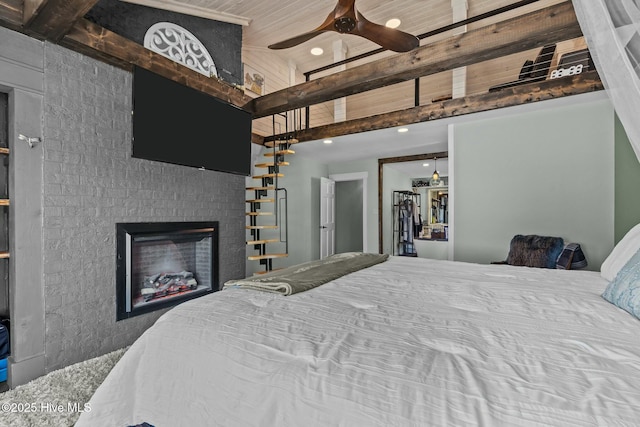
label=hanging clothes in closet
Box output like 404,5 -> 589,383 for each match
412,196 -> 422,237
393,191 -> 421,257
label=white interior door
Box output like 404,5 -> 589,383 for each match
320,177 -> 335,259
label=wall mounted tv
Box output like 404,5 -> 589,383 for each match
132,66 -> 252,176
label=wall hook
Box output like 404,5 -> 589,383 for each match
18,134 -> 42,148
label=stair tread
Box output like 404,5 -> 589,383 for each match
252,173 -> 284,179
246,198 -> 275,203
246,212 -> 273,216
263,139 -> 299,148
246,186 -> 276,191
247,253 -> 289,261
254,162 -> 289,168
246,225 -> 278,230
0,199 -> 8,206
0,148 -> 8,155
0,251 -> 9,259
246,239 -> 279,245
264,149 -> 295,157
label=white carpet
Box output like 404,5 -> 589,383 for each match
0,347 -> 127,427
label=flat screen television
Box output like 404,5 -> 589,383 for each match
132,66 -> 252,176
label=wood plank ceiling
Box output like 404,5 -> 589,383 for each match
0,0 -> 603,146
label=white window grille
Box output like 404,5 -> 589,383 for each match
143,22 -> 218,77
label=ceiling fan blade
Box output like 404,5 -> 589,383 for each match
354,11 -> 419,52
268,30 -> 329,50
333,0 -> 357,18
268,5 -> 339,50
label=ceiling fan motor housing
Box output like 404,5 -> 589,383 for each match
334,17 -> 356,33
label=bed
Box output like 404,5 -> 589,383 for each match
76,238 -> 640,426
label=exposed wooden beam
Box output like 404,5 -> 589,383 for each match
247,1 -> 582,118
251,133 -> 264,145
0,0 -> 23,29
61,18 -> 253,109
379,152 -> 449,165
23,0 -> 47,25
59,35 -> 133,71
25,0 -> 100,41
267,71 -> 603,143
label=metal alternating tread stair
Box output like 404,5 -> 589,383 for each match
246,134 -> 297,273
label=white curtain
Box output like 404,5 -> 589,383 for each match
572,0 -> 640,161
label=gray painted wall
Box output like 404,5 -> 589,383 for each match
614,114 -> 640,243
451,97 -> 615,270
0,26 -> 246,385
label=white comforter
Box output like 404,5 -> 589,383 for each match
76,256 -> 640,426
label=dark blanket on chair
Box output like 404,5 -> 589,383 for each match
506,234 -> 564,269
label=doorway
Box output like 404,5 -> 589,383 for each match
335,180 -> 363,253
378,151 -> 448,255
323,172 -> 368,257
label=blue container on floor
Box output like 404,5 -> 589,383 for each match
0,358 -> 7,382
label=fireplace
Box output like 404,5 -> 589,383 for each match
116,221 -> 219,320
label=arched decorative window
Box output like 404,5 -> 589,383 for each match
143,22 -> 218,77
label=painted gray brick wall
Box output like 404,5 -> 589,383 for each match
42,43 -> 246,372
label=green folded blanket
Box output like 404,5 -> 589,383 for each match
223,252 -> 389,295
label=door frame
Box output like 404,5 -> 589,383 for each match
378,152 -> 447,254
329,172 -> 368,253
320,177 -> 335,259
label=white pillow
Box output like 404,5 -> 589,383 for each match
601,223 -> 640,281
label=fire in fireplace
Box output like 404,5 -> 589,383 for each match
116,221 -> 219,320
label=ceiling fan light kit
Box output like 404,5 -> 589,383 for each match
268,0 -> 419,52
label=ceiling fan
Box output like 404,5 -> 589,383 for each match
268,0 -> 420,53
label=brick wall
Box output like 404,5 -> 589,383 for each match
42,43 -> 246,372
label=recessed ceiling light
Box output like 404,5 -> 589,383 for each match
323,139 -> 333,144
423,163 -> 430,167
386,18 -> 401,29
311,47 -> 324,56
397,128 -> 409,133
